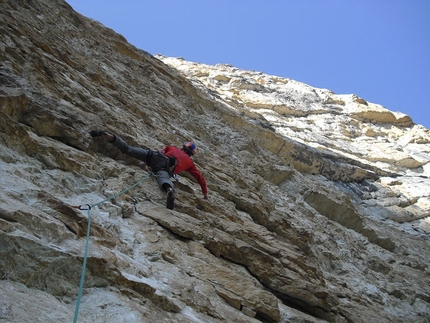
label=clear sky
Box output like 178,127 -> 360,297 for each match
66,0 -> 430,129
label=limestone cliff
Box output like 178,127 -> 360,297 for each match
0,1 -> 429,322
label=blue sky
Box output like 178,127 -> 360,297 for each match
66,0 -> 430,129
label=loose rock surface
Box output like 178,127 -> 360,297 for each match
0,1 -> 429,322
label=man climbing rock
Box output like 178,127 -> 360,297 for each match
89,130 -> 208,210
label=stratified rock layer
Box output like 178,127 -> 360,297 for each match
1,1 -> 429,322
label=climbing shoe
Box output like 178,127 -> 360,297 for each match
166,188 -> 175,210
89,129 -> 106,137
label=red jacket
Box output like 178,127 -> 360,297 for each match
162,146 -> 208,195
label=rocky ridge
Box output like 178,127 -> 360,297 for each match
1,1 -> 429,322
157,56 -> 430,228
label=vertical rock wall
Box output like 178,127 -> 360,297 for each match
0,1 -> 429,322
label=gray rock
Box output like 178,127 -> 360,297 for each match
0,1 -> 429,322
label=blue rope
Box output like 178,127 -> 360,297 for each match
73,206 -> 91,323
72,172 -> 153,323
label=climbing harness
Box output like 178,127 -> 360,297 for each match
145,149 -> 177,176
71,172 -> 153,323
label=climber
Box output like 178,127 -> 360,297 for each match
89,130 -> 208,210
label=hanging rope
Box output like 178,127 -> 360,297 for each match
72,172 -> 153,323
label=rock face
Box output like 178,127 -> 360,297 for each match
0,1 -> 429,322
